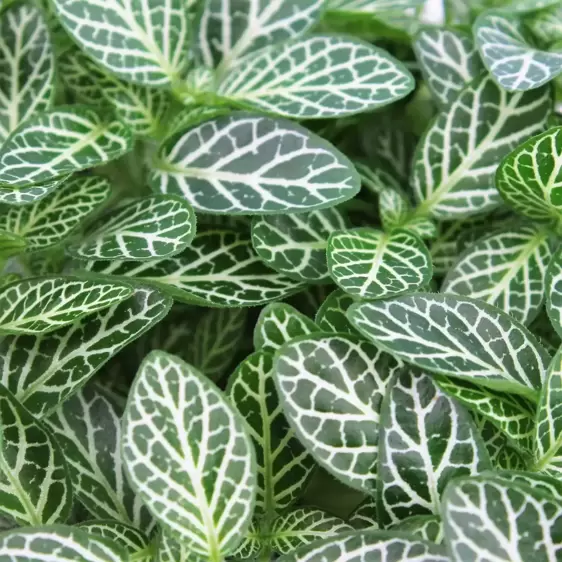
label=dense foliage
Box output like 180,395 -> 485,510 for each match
1,0 -> 562,560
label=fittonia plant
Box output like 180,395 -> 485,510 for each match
4,0 -> 562,559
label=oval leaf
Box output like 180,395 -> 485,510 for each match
79,521 -> 151,561
546,244 -> 562,338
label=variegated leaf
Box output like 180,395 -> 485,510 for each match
348,498 -> 378,530
228,350 -> 314,515
217,37 -> 415,119
529,4 -> 562,47
476,416 -> 528,471
391,515 -> 443,544
546,245 -> 562,337
274,333 -> 402,493
155,531 -> 192,562
79,521 -> 151,561
326,0 -> 424,15
348,293 -> 551,399
229,519 -> 261,560
0,175 -> 70,207
151,113 -> 360,214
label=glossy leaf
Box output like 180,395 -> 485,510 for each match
315,289 -> 359,336
217,36 -> 415,119
0,175 -> 70,206
122,351 -> 256,559
328,228 -> 432,300
348,293 -> 551,398
546,244 -> 562,337
79,521 -> 151,561
412,74 -> 552,219
0,107 -> 133,188
274,333 -> 402,493
391,515 -> 443,544
155,532 -> 191,562
151,113 -> 360,214
68,195 -> 195,261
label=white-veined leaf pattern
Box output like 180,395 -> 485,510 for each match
546,244 -> 562,337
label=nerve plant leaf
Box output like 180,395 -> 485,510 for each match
377,369 -> 490,527
327,228 -> 432,300
79,521 -> 151,561
0,107 -> 133,188
68,195 -> 195,261
442,225 -> 552,324
151,113 -> 360,214
53,0 -> 189,86
391,515 -> 443,544
228,350 -> 314,515
0,3 -> 54,144
315,289 -> 358,336
0,176 -> 111,252
0,175 -> 71,206
348,294 -> 551,398
274,333 -> 402,493
546,245 -> 562,337
0,386 -> 71,526
46,384 -> 153,530
122,351 -> 256,560
0,287 -> 171,417
412,74 -> 552,219
413,28 -> 484,109
443,475 -> 562,562
475,10 -> 562,92
217,37 -> 415,119
83,228 -> 304,306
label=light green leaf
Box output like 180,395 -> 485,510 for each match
496,127 -> 562,224
155,531 -> 191,562
276,531 -> 449,562
53,0 -> 189,86
0,274 -> 19,288
79,521 -> 151,561
228,350 -> 314,515
0,286 -> 171,417
546,245 -> 562,337
412,74 -> 552,219
151,112 -> 360,214
274,333 -> 402,493
0,3 -> 54,144
251,209 -> 348,282
269,507 -> 351,554
0,386 -> 71,526
196,0 -> 323,71
348,293 -> 551,398
327,228 -> 432,300
46,384 -> 153,530
0,277 -> 133,335
391,515 -> 443,544
254,302 -> 320,352
68,195 -> 195,261
443,475 -> 562,562
0,107 -> 133,188
229,519 -> 261,560
442,225 -> 552,324
81,228 -> 304,307
326,0 -> 424,14
0,525 -> 127,561
475,10 -> 562,91
0,176 -> 110,251
0,175 -> 71,206
529,4 -> 562,47
122,351 -> 256,560
413,28 -> 484,109
314,289 -> 359,336
511,0 -> 562,11
0,230 -> 25,259
378,369 -> 490,526
217,36 -> 415,119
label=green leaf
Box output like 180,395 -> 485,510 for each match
46,384 -> 153,530
53,0 -> 189,86
251,209 -> 347,283
0,525 -> 127,561
511,0 -> 562,11
230,519 -> 261,560
228,350 -> 314,515
81,228 -> 304,307
0,286 -> 171,417
155,531 -> 191,562
0,3 -> 54,144
254,302 -> 320,352
68,195 -> 195,261
0,175 -> 71,206
122,351 -> 256,560
391,515 -> 443,544
348,293 -> 551,398
151,112 -> 360,214
348,498 -> 378,529
413,28 -> 484,109
475,10 -> 562,91
196,0 -> 323,71
276,531 -> 449,562
79,521 -> 151,561
442,474 -> 562,562
0,273 -> 19,288
274,333 -> 402,493
496,127 -> 562,224
442,225 -> 552,324
0,176 -> 110,251
0,386 -> 71,525
217,36 -> 415,119
327,228 -> 432,300
0,277 -> 133,335
412,74 -> 552,219
546,244 -> 562,337
475,416 -> 528,470
487,469 -> 562,499
0,107 -> 133,188
529,4 -> 562,47
378,369 -> 490,526
314,289 -> 359,336
269,507 -> 351,554
0,230 -> 26,259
